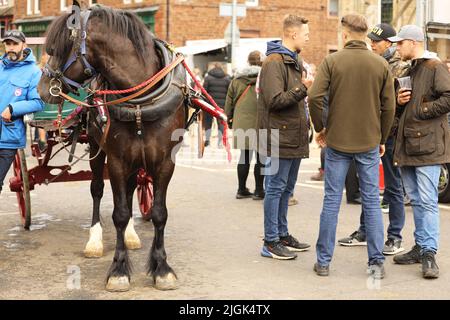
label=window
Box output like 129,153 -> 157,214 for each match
329,0 -> 339,17
61,0 -> 67,12
245,0 -> 258,7
0,20 -> 5,38
381,0 -> 393,24
27,0 -> 40,15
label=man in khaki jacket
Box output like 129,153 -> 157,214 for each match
308,14 -> 395,278
389,25 -> 450,279
257,14 -> 313,260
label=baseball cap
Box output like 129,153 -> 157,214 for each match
388,25 -> 425,42
368,23 -> 397,41
2,30 -> 26,44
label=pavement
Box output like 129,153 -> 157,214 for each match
0,129 -> 449,300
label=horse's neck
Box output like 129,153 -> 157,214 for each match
100,42 -> 160,90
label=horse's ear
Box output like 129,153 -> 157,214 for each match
72,0 -> 81,7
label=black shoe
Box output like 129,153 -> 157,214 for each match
204,140 -> 210,147
367,262 -> 385,279
314,263 -> 329,276
236,188 -> 253,199
261,240 -> 297,260
422,251 -> 439,279
383,238 -> 405,255
393,244 -> 422,265
338,230 -> 367,246
252,190 -> 265,200
280,234 -> 310,252
347,197 -> 362,204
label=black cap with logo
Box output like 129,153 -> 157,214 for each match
368,23 -> 397,42
2,30 -> 26,44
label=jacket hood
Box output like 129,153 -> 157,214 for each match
235,66 -> 261,79
266,40 -> 298,61
208,67 -> 226,78
1,48 -> 36,68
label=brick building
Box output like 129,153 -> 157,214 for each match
12,0 -> 339,66
0,0 -> 14,38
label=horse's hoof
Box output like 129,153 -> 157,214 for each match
154,273 -> 178,291
106,276 -> 130,292
84,242 -> 103,258
125,237 -> 141,250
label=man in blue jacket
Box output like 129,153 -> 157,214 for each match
0,30 -> 44,193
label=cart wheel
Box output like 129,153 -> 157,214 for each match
136,169 -> 153,221
13,149 -> 31,229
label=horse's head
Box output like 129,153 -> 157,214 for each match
38,1 -> 97,104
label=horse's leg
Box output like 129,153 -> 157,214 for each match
124,173 -> 142,250
106,157 -> 133,292
148,157 -> 178,290
84,140 -> 107,258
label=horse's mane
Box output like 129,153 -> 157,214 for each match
44,5 -> 153,65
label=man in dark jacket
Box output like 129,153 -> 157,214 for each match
309,14 -> 395,278
338,23 -> 409,256
203,63 -> 231,147
257,14 -> 313,260
388,25 -> 450,279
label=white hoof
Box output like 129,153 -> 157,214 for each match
125,218 -> 141,250
154,273 -> 178,291
84,223 -> 103,258
106,276 -> 130,292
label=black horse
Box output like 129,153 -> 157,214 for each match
38,3 -> 187,291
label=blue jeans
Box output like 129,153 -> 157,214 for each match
316,147 -> 385,266
0,148 -> 17,192
359,137 -> 405,240
263,157 -> 301,242
400,165 -> 440,254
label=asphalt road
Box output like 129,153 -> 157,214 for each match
1,132 -> 449,299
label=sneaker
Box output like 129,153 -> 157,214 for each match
347,197 -> 362,205
422,251 -> 439,279
367,263 -> 385,279
236,188 -> 253,199
280,234 -> 310,252
261,240 -> 297,260
404,194 -> 411,206
310,169 -> 324,181
393,244 -> 421,265
338,230 -> 367,246
204,140 -> 210,147
288,196 -> 299,206
252,190 -> 265,200
383,238 -> 405,255
381,202 -> 389,214
313,263 -> 329,276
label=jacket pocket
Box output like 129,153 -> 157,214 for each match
404,126 -> 436,156
271,124 -> 300,148
1,121 -> 21,144
9,77 -> 30,99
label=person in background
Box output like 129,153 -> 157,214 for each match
225,51 -> 265,200
203,63 -> 231,148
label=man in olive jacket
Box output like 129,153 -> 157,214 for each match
389,25 -> 450,279
257,15 -> 314,260
308,14 -> 395,278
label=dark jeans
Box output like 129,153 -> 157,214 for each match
358,137 -> 405,240
0,148 -> 17,193
203,113 -> 224,145
320,147 -> 326,170
238,149 -> 264,192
